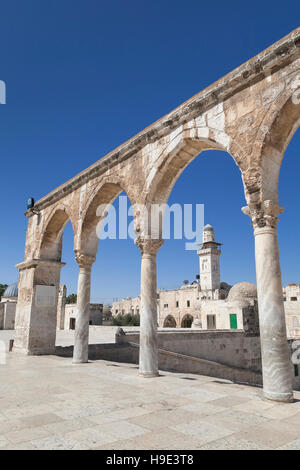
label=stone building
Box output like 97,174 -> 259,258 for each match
283,284 -> 300,338
112,225 -> 300,338
63,303 -> 103,330
0,283 -> 18,330
56,285 -> 103,330
0,282 -> 104,331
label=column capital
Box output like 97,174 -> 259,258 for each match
242,200 -> 284,230
74,251 -> 95,269
135,237 -> 164,256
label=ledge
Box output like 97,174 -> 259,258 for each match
16,259 -> 66,270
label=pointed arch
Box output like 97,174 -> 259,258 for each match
145,125 -> 243,206
39,204 -> 75,261
181,314 -> 194,328
163,315 -> 177,328
79,178 -> 137,257
250,83 -> 300,203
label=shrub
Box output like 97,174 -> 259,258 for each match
112,313 -> 140,326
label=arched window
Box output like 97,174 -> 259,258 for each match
163,315 -> 176,328
181,314 -> 193,328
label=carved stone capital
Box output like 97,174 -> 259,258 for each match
74,251 -> 95,269
135,237 -> 164,256
242,200 -> 284,230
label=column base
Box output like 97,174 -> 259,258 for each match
72,360 -> 89,364
139,372 -> 159,378
264,390 -> 294,403
12,346 -> 29,355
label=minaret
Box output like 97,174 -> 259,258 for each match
197,225 -> 221,291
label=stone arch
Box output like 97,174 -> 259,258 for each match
163,315 -> 177,328
251,85 -> 300,203
181,314 -> 194,328
146,126 -> 244,207
79,179 -> 137,257
39,205 -> 75,261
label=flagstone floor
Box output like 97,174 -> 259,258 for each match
0,331 -> 300,450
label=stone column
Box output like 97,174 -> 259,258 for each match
73,252 -> 95,364
13,259 -> 65,355
242,200 -> 293,402
135,237 -> 163,377
57,285 -> 67,330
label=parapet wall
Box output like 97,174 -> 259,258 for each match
55,329 -> 300,390
117,329 -> 262,372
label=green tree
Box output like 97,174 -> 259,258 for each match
0,284 -> 8,300
66,293 -> 77,304
112,313 -> 140,327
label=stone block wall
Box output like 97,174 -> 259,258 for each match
117,329 -> 262,372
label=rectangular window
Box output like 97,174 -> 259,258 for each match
294,364 -> 299,377
164,304 -> 168,309
176,301 -> 179,308
291,297 -> 297,301
230,314 -> 238,329
187,301 -> 190,307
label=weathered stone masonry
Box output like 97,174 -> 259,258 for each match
14,28 -> 300,402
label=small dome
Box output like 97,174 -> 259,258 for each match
3,283 -> 18,298
192,318 -> 202,329
203,224 -> 215,242
227,282 -> 257,303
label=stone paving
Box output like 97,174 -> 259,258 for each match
0,326 -> 125,349
0,330 -> 300,450
0,326 -> 165,349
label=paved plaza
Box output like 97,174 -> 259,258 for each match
0,330 -> 300,450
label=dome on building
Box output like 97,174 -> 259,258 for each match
3,283 -> 18,298
203,224 -> 215,243
227,282 -> 257,303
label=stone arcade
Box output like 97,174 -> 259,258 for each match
13,28 -> 300,403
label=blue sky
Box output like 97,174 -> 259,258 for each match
0,1 -> 299,303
